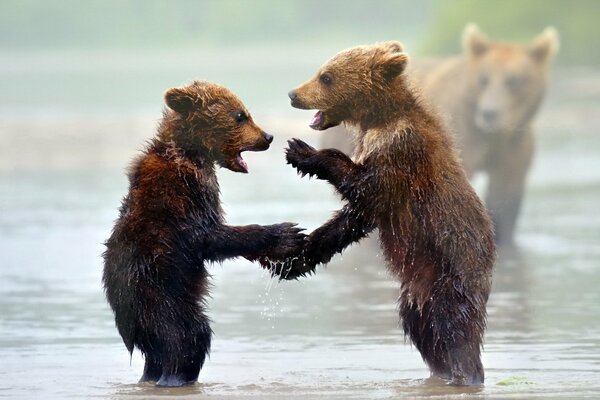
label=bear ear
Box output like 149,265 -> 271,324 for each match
376,51 -> 409,81
529,27 -> 559,64
463,23 -> 490,59
164,87 -> 201,114
380,40 -> 404,54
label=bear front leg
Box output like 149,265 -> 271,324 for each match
306,204 -> 376,265
286,139 -> 375,207
286,139 -> 361,189
202,223 -> 305,263
485,131 -> 534,246
279,204 -> 377,280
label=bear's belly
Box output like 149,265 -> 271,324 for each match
378,223 -> 439,310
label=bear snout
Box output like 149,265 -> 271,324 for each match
263,132 -> 273,144
288,90 -> 309,109
246,132 -> 272,151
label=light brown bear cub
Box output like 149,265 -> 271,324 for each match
284,42 -> 496,385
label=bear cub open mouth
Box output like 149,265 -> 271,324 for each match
308,110 -> 340,131
235,153 -> 248,173
310,111 -> 324,130
233,134 -> 272,173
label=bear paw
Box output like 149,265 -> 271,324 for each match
260,254 -> 317,281
266,222 -> 306,260
286,139 -> 320,178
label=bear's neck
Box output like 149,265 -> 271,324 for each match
352,80 -> 421,132
153,113 -> 215,173
150,137 -> 215,175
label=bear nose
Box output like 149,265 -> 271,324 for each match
288,90 -> 297,101
263,132 -> 273,144
481,109 -> 499,123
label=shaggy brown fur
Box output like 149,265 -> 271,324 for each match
103,81 -> 304,387
283,42 -> 495,385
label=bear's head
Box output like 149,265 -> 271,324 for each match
462,24 -> 559,136
164,81 -> 272,173
288,41 -> 409,130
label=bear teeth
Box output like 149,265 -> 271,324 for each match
309,111 -> 323,129
236,154 -> 248,173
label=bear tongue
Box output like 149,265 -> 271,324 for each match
236,154 -> 248,173
309,111 -> 323,129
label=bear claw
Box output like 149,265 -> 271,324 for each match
286,139 -> 319,177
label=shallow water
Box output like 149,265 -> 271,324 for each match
1,48 -> 600,398
1,115 -> 600,399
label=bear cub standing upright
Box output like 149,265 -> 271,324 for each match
103,81 -> 305,387
284,42 -> 495,385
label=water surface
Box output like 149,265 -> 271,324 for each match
1,54 -> 599,398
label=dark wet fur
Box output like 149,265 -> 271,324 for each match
103,81 -> 304,387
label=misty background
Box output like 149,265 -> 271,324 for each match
1,1 -> 600,399
1,0 -> 598,115
2,0 -> 598,168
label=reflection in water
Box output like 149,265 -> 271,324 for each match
110,381 -> 207,399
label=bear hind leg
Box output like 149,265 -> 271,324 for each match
139,356 -> 162,383
400,294 -> 485,385
447,343 -> 484,386
400,298 -> 452,381
156,369 -> 200,387
156,317 -> 212,387
429,296 -> 486,386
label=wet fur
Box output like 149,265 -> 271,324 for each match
285,43 -> 495,385
103,81 -> 303,387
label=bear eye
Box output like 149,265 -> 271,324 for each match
506,75 -> 526,91
479,74 -> 489,88
320,73 -> 333,86
235,111 -> 248,124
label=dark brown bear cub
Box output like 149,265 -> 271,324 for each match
284,42 -> 495,385
103,80 -> 304,387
